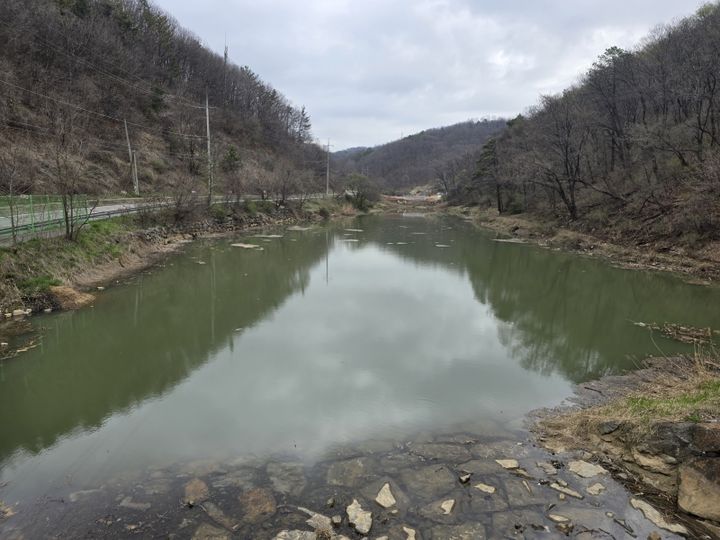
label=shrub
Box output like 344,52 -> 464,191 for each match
19,275 -> 61,295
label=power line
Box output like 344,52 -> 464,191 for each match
0,16 -> 203,108
3,120 -> 208,160
0,79 -> 206,140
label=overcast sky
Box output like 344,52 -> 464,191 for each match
154,0 -> 703,149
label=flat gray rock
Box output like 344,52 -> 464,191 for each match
410,443 -> 472,463
429,522 -> 486,539
267,462 -> 306,496
399,465 -> 457,500
326,457 -> 377,487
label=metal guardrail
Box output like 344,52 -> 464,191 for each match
0,193 -> 328,244
0,202 -> 171,240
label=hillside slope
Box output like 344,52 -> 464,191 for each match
0,0 -> 324,199
452,3 -> 720,249
335,119 -> 506,192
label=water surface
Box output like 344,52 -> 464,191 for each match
1,215 -> 718,505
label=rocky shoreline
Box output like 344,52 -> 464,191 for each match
0,424 -> 691,539
534,357 -> 720,539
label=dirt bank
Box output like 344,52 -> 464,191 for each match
534,354 -> 720,538
449,206 -> 720,284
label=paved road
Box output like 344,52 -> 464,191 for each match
0,200 -> 149,230
0,194 -> 327,245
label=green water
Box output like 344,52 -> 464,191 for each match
0,215 -> 718,503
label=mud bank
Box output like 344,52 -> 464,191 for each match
534,356 -> 720,539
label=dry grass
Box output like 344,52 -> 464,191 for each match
546,351 -> 720,446
604,351 -> 719,423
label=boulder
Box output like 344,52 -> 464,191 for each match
643,422 -> 694,458
692,423 -> 720,454
678,458 -> 720,521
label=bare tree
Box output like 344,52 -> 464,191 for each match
46,107 -> 97,241
0,145 -> 32,245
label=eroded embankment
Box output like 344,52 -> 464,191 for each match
447,206 -> 720,285
534,355 -> 720,539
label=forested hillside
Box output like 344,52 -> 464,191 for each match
0,0 -> 324,201
335,120 -> 506,192
453,3 -> 720,246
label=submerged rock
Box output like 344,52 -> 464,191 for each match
567,460 -> 607,478
267,462 -> 306,496
535,461 -> 559,476
0,500 -> 17,520
202,502 -> 238,531
429,522 -> 486,539
410,443 -> 472,463
274,531 -> 316,540
458,473 -> 471,484
630,498 -> 688,535
473,482 -> 496,494
495,459 -> 519,470
326,457 -> 376,487
440,499 -> 455,515
346,499 -> 372,535
183,478 -> 210,505
549,482 -> 583,499
239,487 -> 276,523
192,523 -> 231,540
399,465 -> 457,500
119,496 -> 151,511
402,526 -> 417,539
298,506 -> 333,532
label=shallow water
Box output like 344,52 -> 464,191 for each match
0,215 -> 716,537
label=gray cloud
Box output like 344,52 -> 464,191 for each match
154,0 -> 705,148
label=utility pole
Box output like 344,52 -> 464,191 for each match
131,150 -> 139,196
222,36 -> 228,107
124,119 -> 139,195
325,138 -> 332,197
206,90 -> 213,206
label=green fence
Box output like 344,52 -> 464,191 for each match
0,195 -> 91,242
